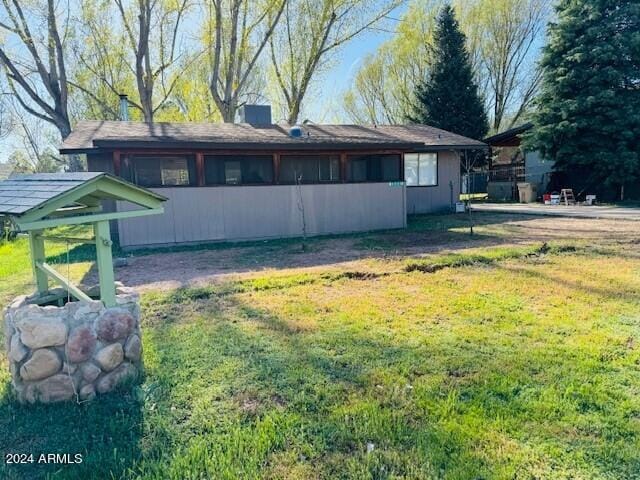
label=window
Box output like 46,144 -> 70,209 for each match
346,154 -> 401,182
279,155 -> 340,184
125,156 -> 196,187
204,155 -> 274,185
405,153 -> 437,186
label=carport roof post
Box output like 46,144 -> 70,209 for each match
0,173 -> 166,307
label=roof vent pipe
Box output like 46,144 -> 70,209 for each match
119,94 -> 129,121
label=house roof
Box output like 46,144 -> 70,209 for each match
60,120 -> 487,154
0,172 -> 166,218
484,123 -> 533,146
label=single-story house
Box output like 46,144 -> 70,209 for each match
485,123 -> 554,201
60,106 -> 486,247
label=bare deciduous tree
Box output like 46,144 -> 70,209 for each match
343,0 -> 439,124
455,0 -> 551,131
206,0 -> 287,123
270,0 -> 402,125
74,0 -> 193,123
0,0 -> 72,138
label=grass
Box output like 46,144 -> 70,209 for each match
1,216 -> 639,479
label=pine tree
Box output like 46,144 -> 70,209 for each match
410,4 -> 488,140
526,0 -> 640,199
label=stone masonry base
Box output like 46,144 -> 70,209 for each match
4,285 -> 142,404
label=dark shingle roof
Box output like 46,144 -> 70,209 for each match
0,173 -> 102,215
0,172 -> 168,218
60,121 -> 487,153
484,123 -> 533,145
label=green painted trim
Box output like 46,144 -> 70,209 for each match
18,181 -> 101,224
13,173 -> 166,224
29,231 -> 48,295
16,207 -> 164,231
48,206 -> 103,218
94,220 -> 116,307
36,262 -> 93,303
95,181 -> 164,209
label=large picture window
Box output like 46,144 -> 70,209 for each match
405,153 -> 437,186
346,154 -> 401,183
279,155 -> 340,184
204,155 -> 274,185
125,156 -> 196,187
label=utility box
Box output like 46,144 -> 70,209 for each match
517,182 -> 536,203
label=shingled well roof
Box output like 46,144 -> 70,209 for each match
0,172 -> 165,216
60,121 -> 487,153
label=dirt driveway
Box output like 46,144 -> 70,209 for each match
83,212 -> 640,292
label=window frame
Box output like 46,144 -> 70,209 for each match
345,153 -> 403,184
203,154 -> 275,186
404,152 -> 439,187
278,154 -> 341,185
124,154 -> 197,188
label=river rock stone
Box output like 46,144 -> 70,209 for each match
94,343 -> 124,371
9,333 -> 28,363
79,384 -> 96,401
30,374 -> 75,403
96,363 -> 137,394
20,349 -> 61,381
62,362 -> 77,375
96,309 -> 134,341
124,335 -> 142,361
16,316 -> 67,349
80,362 -> 101,382
66,326 -> 97,363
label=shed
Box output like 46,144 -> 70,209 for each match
0,173 -> 166,306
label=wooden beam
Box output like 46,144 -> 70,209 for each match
29,231 -> 48,295
119,148 -> 409,156
39,235 -> 96,244
94,220 -> 116,307
113,150 -> 121,176
340,153 -> 347,183
36,262 -> 92,303
17,207 -> 164,231
196,152 -> 205,186
273,153 -> 280,184
94,181 -> 165,210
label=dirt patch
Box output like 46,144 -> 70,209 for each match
81,214 -> 640,292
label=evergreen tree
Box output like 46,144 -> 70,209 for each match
410,4 -> 488,140
526,0 -> 640,199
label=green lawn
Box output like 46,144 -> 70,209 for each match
1,218 -> 639,479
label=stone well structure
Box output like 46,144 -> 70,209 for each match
4,284 -> 142,404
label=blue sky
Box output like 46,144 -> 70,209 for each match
300,25 -> 397,122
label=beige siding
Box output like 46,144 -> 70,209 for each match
406,151 -> 460,214
117,183 -> 406,247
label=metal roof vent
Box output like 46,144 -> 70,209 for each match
289,125 -> 303,138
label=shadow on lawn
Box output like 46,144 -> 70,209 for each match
139,294 -> 466,479
0,382 -> 145,480
73,213 -> 551,291
1,267 -> 638,479
135,277 -> 640,479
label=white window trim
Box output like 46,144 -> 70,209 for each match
405,152 -> 438,187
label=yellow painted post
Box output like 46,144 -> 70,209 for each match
28,230 -> 48,295
93,220 -> 116,307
